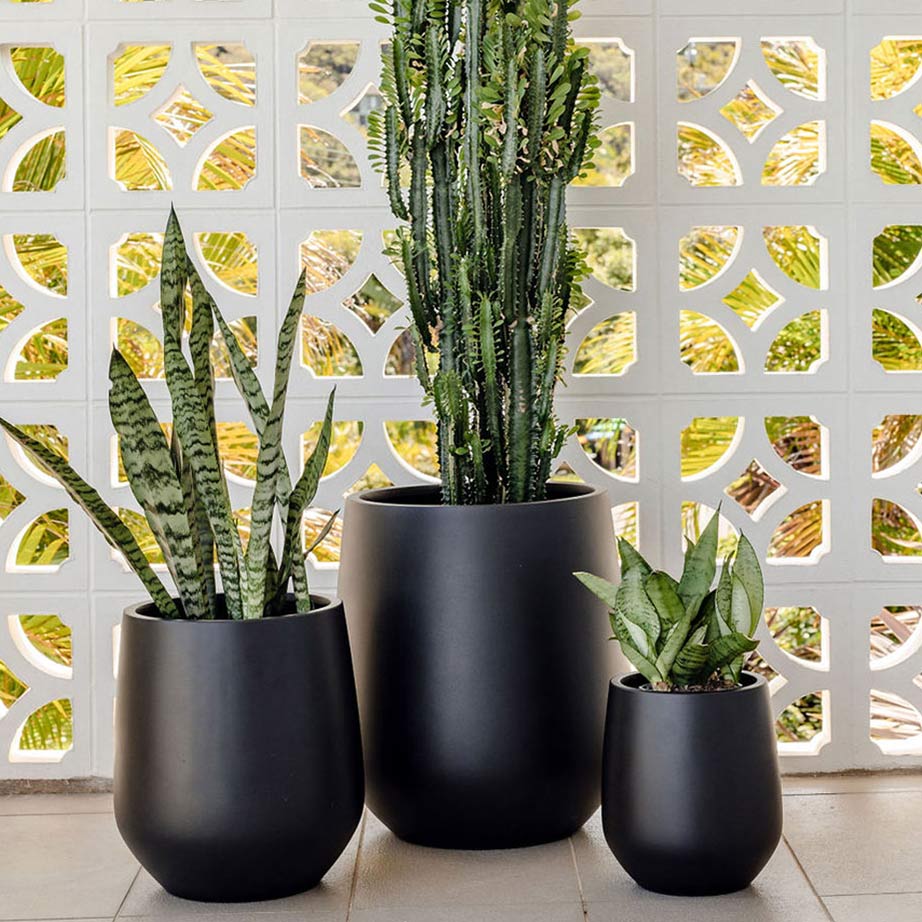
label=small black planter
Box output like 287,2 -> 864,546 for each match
338,482 -> 617,849
602,672 -> 782,896
114,595 -> 364,903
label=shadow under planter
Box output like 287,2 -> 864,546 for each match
114,595 -> 364,902
602,672 -> 783,896
339,482 -> 617,850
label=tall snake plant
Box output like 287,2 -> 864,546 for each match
369,0 -> 601,504
0,211 -> 335,620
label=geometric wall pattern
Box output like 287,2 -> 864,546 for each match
1,0 -> 922,777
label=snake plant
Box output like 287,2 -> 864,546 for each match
576,510 -> 765,690
0,210 -> 335,620
369,0 -> 601,504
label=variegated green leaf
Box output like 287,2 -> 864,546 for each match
614,607 -> 653,660
706,631 -> 759,674
619,640 -> 663,686
303,508 -> 339,559
677,507 -> 720,606
715,554 -> 733,624
276,388 -> 336,611
644,571 -> 684,631
171,426 -> 216,616
617,537 -> 651,577
244,272 -> 307,618
0,417 -> 179,619
729,573 -> 754,636
573,570 -> 619,610
161,210 -> 245,619
109,350 -> 208,619
616,569 -> 660,654
733,533 -> 764,635
671,624 -> 709,686
654,611 -> 693,678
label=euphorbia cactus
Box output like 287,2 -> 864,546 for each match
576,510 -> 765,690
369,0 -> 601,504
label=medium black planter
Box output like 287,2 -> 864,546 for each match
602,672 -> 782,896
113,595 -> 364,902
338,482 -> 617,849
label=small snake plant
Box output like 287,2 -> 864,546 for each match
576,510 -> 764,690
0,210 -> 335,620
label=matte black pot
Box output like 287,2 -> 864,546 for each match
114,595 -> 364,902
602,672 -> 782,896
338,482 -> 617,849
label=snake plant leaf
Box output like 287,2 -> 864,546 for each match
715,554 -> 733,624
574,570 -> 619,610
244,271 -> 307,618
614,606 -> 653,660
201,269 -> 298,525
706,631 -> 759,674
303,509 -> 339,560
161,210 -> 245,619
187,262 -> 218,444
733,533 -> 764,635
655,611 -> 693,678
671,624 -> 709,686
729,573 -> 754,636
644,571 -> 685,630
276,388 -> 336,612
617,537 -> 652,577
171,426 -> 215,616
616,569 -> 661,654
619,640 -> 664,686
684,591 -> 708,626
109,350 -> 209,619
677,507 -> 720,607
0,417 -> 179,619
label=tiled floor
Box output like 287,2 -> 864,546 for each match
1,774 -> 921,921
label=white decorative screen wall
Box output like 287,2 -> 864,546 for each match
0,0 -> 921,779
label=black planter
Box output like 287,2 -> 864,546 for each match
602,672 -> 782,896
338,482 -> 617,849
113,595 -> 364,902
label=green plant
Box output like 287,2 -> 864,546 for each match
369,0 -> 600,504
0,211 -> 335,620
575,509 -> 765,690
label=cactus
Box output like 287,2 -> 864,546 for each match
575,510 -> 765,690
0,211 -> 336,620
369,0 -> 600,504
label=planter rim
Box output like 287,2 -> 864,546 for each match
124,593 -> 337,624
348,481 -> 604,509
612,670 -> 766,695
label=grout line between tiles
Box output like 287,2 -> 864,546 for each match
782,834 -> 835,921
821,888 -> 922,897
568,836 -> 589,921
0,810 -> 113,818
344,808 -> 368,922
112,864 -> 141,922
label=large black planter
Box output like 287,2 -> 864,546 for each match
113,595 -> 364,902
602,672 -> 782,896
338,482 -> 617,849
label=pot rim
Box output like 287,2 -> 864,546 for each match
612,670 -> 767,695
347,481 -> 604,509
123,593 -> 339,623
